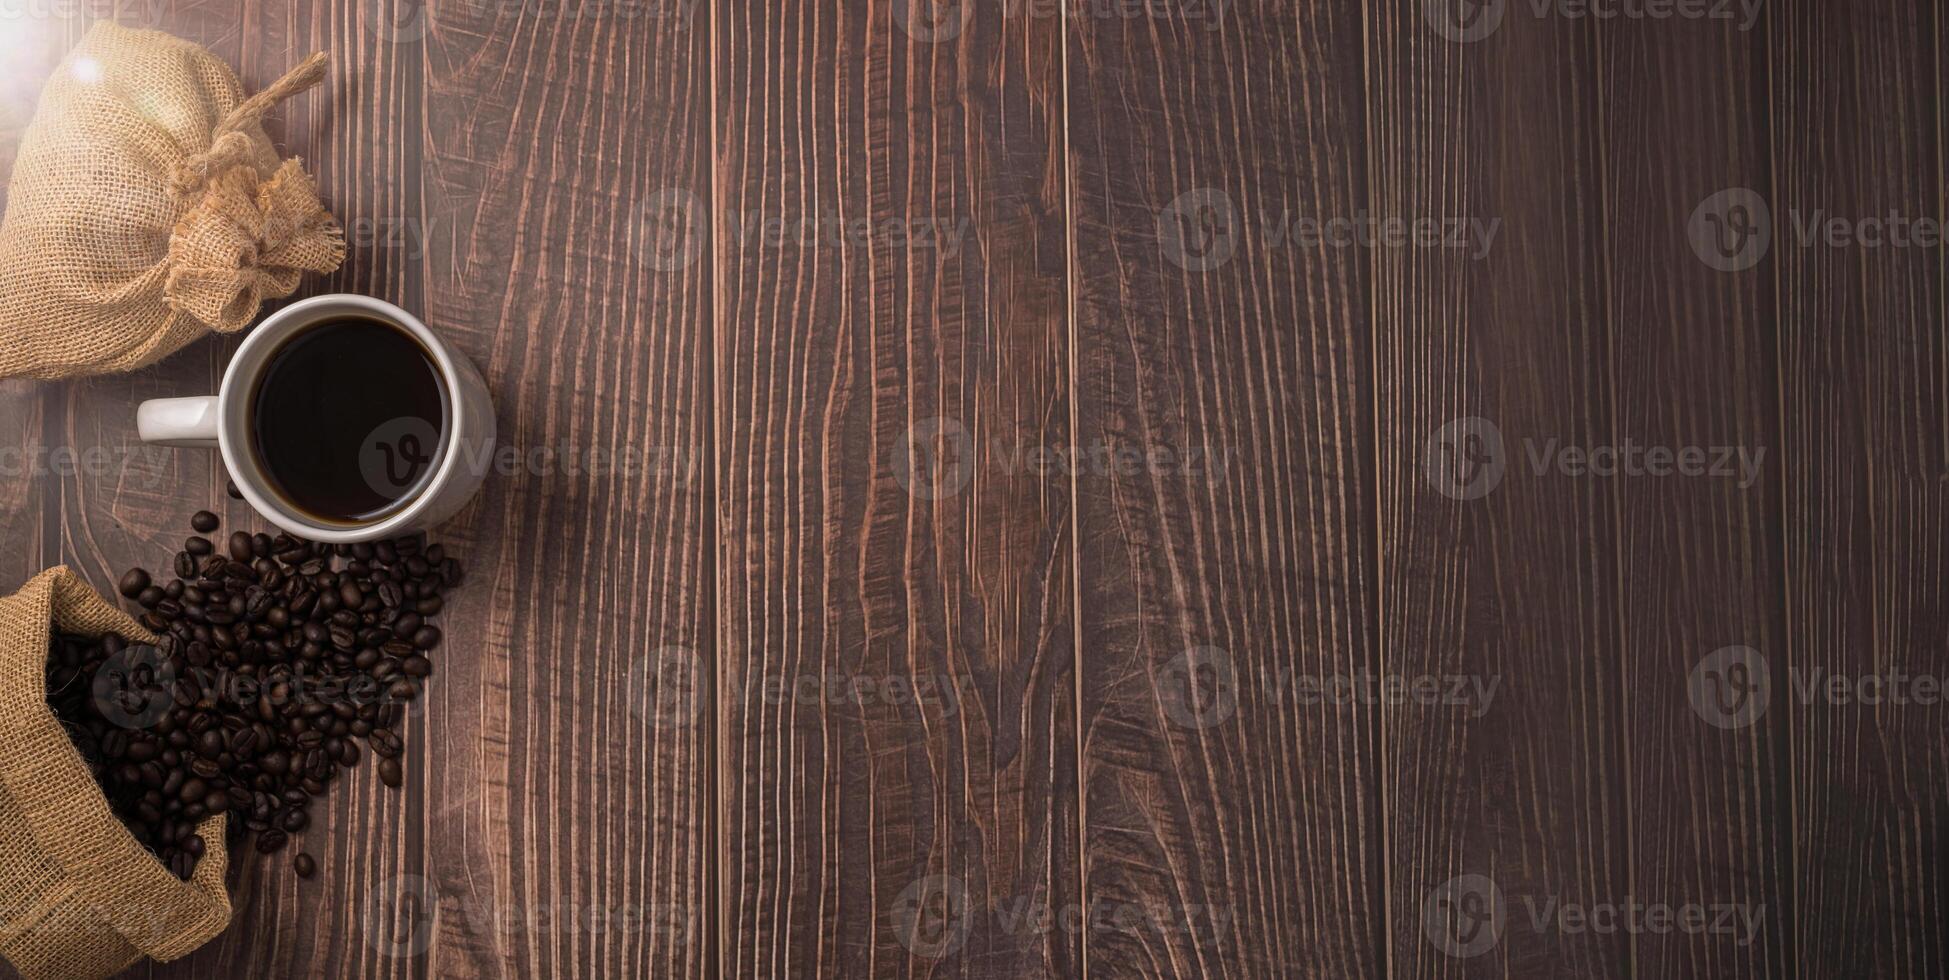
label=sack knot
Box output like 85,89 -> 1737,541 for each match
163,161 -> 345,332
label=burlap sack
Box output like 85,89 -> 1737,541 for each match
0,21 -> 344,380
0,568 -> 230,980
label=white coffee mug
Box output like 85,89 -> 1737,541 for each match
136,294 -> 495,543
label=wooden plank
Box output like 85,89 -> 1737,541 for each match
0,0 -> 78,596
408,1 -> 717,977
715,1 -> 1075,976
1367,2 -> 1627,976
86,2 -> 429,977
1597,10 -> 1789,980
1065,0 -> 1380,976
1774,1 -> 1949,976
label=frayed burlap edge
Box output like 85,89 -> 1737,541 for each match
0,568 -> 230,979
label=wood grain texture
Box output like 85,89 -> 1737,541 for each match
1065,0 -> 1380,977
0,10 -> 76,605
1774,1 -> 1949,976
413,0 -> 715,976
1,2 -> 1948,979
714,1 -> 1075,977
1598,9 -> 1789,979
136,2 -> 430,977
1367,2 -> 1626,976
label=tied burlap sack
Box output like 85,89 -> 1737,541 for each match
0,568 -> 230,980
0,21 -> 344,380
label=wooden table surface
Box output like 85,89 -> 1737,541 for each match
0,1 -> 1942,978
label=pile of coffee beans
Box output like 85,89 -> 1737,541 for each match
42,509 -> 460,881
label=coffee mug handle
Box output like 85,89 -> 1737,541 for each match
136,396 -> 220,448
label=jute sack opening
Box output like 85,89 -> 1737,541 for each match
0,21 -> 344,380
0,568 -> 230,980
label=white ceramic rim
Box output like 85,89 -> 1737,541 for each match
216,294 -> 468,544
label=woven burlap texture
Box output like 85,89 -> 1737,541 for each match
0,21 -> 344,381
0,568 -> 230,980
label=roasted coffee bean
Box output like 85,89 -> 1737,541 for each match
293,852 -> 316,878
226,479 -> 243,499
118,568 -> 152,599
50,517 -> 457,883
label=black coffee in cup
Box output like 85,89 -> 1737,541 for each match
250,317 -> 447,523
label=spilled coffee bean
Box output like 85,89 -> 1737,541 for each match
42,509 -> 458,881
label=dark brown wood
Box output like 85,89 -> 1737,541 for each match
0,3 -> 1947,979
1599,10 -> 1790,979
1775,1 -> 1949,977
138,3 -> 430,977
1065,1 -> 1381,977
408,1 -> 716,977
714,1 -> 1075,977
1368,2 -> 1627,976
